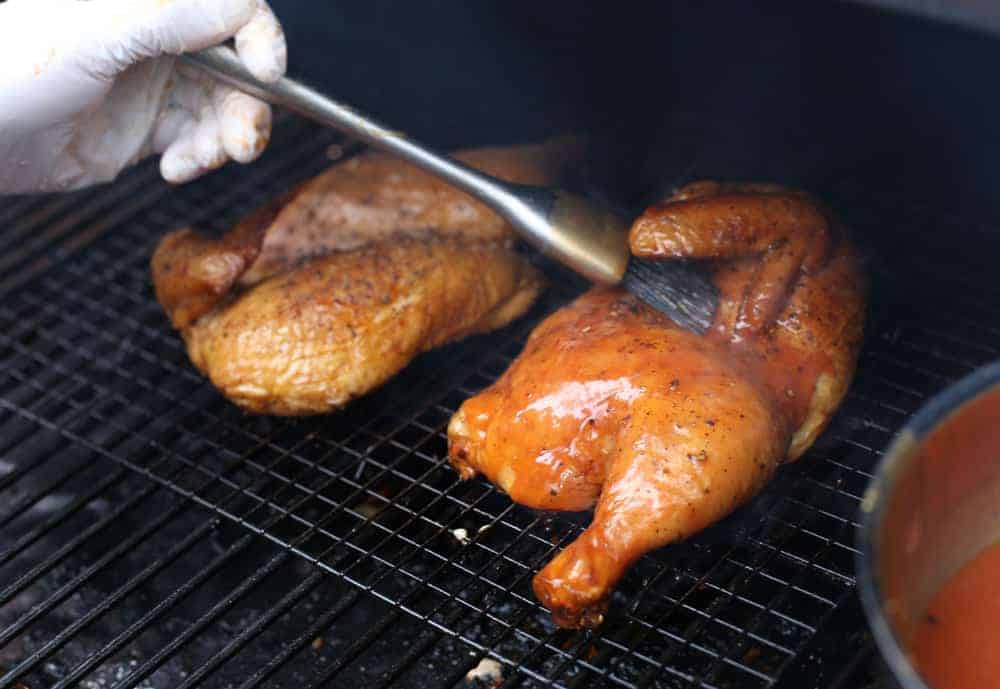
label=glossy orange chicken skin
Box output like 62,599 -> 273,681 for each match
448,182 -> 865,628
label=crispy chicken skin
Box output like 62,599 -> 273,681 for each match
152,137 -> 584,414
448,182 -> 865,628
185,239 -> 541,415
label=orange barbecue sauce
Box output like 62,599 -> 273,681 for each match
911,542 -> 1000,689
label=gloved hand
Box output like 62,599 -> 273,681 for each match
0,0 -> 287,194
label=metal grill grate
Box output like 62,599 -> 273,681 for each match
0,113 -> 998,689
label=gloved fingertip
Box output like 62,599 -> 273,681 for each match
160,122 -> 224,184
238,41 -> 287,84
160,147 -> 200,185
235,5 -> 287,83
220,95 -> 272,164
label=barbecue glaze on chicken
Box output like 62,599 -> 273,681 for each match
448,182 -> 865,628
151,137 -> 584,414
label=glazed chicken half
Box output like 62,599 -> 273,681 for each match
151,137 -> 584,414
448,181 -> 866,628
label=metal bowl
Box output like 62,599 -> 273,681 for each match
857,360 -> 1000,688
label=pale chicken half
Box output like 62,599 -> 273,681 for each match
151,137 -> 585,415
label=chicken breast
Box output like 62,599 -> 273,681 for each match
184,238 -> 542,415
448,181 -> 865,628
152,137 -> 584,414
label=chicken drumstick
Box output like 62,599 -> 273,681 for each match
448,182 -> 865,628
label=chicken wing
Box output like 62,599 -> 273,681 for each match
448,182 -> 865,628
152,137 -> 584,414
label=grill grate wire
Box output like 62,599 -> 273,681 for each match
0,114 -> 997,689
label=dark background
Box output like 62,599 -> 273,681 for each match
268,0 -> 1000,214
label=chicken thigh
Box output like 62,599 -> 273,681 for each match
152,137 -> 584,414
448,182 -> 865,628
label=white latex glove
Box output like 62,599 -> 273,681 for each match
0,0 -> 287,194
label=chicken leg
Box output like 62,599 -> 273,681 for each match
448,182 -> 865,627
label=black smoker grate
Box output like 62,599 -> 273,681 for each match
0,113 -> 998,689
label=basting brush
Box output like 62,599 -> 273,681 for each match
182,47 -> 719,334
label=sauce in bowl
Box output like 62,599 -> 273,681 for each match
911,542 -> 1000,689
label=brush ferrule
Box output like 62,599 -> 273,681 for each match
503,187 -> 631,284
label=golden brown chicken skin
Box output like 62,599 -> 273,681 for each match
448,182 -> 865,628
185,238 -> 541,415
152,137 -> 584,414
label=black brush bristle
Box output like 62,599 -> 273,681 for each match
621,257 -> 718,334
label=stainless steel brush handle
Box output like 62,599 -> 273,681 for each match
181,46 -> 630,284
